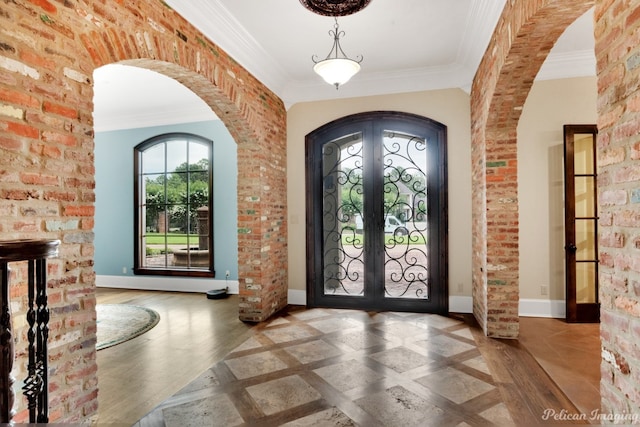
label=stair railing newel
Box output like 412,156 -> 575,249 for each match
0,239 -> 60,424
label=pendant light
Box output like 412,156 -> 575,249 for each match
312,18 -> 363,89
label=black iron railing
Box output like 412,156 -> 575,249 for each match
0,239 -> 59,423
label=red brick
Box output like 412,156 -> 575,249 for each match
625,4 -> 640,28
0,87 -> 40,108
0,136 -> 22,151
20,50 -> 56,71
42,130 -> 77,147
3,120 -> 39,139
43,191 -> 77,202
28,0 -> 57,13
43,101 -> 78,119
64,205 -> 95,217
30,141 -> 62,158
20,172 -> 58,186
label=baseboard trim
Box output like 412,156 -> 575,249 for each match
288,289 -> 306,306
96,279 -> 564,319
450,296 -> 473,313
519,298 -> 565,318
96,275 -> 238,294
285,291 -> 474,314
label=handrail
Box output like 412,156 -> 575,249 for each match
0,239 -> 59,423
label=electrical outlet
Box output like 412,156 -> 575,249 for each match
540,285 -> 548,296
457,282 -> 463,292
122,266 -> 127,274
225,270 -> 230,278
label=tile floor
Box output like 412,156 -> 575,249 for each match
135,307 -> 514,426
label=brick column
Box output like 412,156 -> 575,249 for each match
471,0 -> 594,337
595,0 -> 640,415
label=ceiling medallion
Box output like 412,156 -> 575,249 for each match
299,0 -> 371,17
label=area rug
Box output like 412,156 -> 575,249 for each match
96,304 -> 160,350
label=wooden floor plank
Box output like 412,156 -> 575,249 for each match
95,288 -> 253,425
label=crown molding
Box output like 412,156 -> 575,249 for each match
165,0 -> 501,108
94,105 -> 217,133
456,0 -> 507,73
166,0 -> 289,96
134,1 -> 592,112
535,50 -> 596,81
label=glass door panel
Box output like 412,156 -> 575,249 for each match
576,262 -> 597,304
575,177 -> 595,217
575,218 -> 596,260
382,131 -> 429,299
322,133 -> 365,297
574,134 -> 595,174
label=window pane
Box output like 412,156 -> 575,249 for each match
166,139 -> 188,173
189,141 -> 209,168
189,173 -> 209,206
574,133 -> 594,175
575,218 -> 597,261
144,233 -> 170,268
142,143 -> 165,174
143,174 -> 166,205
575,176 -> 595,217
576,262 -> 597,303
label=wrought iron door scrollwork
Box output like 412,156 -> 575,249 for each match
383,133 -> 429,298
322,137 -> 364,295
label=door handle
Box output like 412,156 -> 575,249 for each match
566,244 -> 577,253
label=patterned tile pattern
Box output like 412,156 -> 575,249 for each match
135,308 -> 512,426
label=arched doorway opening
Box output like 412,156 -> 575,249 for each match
93,64 -> 239,292
471,0 -> 595,338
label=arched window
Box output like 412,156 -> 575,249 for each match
134,133 -> 214,277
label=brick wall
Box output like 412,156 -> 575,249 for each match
0,0 -> 286,422
595,0 -> 640,416
474,0 -> 640,415
470,0 -> 593,338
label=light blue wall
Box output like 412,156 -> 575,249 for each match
94,120 -> 238,279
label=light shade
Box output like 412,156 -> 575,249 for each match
313,58 -> 361,88
312,19 -> 362,89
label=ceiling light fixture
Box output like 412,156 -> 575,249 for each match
312,18 -> 363,89
299,0 -> 372,17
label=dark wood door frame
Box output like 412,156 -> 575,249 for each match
305,111 -> 448,314
564,124 -> 599,323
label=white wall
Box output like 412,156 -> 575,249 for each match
286,89 -> 473,310
517,76 -> 597,316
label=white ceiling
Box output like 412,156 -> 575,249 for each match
93,1 -> 595,132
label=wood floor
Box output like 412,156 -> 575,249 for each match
95,288 -> 254,425
519,317 -> 601,417
95,288 -> 600,426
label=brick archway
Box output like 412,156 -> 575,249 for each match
470,0 -> 594,338
0,0 -> 286,421
110,59 -> 288,324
